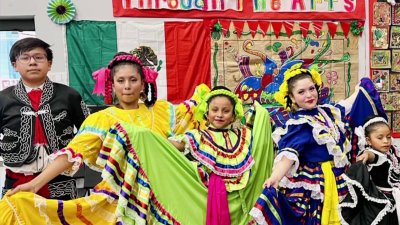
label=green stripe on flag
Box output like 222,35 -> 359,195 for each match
66,20 -> 117,105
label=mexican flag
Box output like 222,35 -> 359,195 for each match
66,20 -> 211,105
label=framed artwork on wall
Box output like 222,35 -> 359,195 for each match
390,26 -> 400,48
390,72 -> 400,91
372,69 -> 390,91
372,26 -> 389,49
392,49 -> 400,71
392,4 -> 400,25
380,92 -> 395,110
393,111 -> 400,135
388,111 -> 393,129
371,50 -> 391,68
374,2 -> 391,26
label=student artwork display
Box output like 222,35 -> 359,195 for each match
390,26 -> 400,48
372,26 -> 389,49
392,3 -> 400,25
394,111 -> 400,133
211,21 -> 359,105
392,49 -> 400,71
374,2 -> 392,26
372,69 -> 390,91
370,1 -> 400,136
390,72 -> 400,91
371,50 -> 391,68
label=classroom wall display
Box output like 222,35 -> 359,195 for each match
389,72 -> 400,91
374,2 -> 391,26
390,25 -> 400,48
371,50 -> 392,68
372,26 -> 389,49
210,20 -> 359,105
112,0 -> 365,20
394,111 -> 400,133
66,19 -> 362,108
392,3 -> 400,25
372,69 -> 390,92
370,0 -> 400,137
392,49 -> 400,71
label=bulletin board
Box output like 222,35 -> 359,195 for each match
369,0 -> 400,137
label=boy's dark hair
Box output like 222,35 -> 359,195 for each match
9,37 -> 53,63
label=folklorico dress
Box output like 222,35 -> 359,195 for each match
339,147 -> 400,225
0,100 -> 175,224
251,104 -> 351,225
250,77 -> 387,225
0,98 -> 275,224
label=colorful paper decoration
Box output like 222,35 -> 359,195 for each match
247,21 -> 259,38
313,21 -> 323,38
340,21 -> 351,38
271,22 -> 283,38
233,21 -> 245,38
299,22 -> 311,38
258,21 -> 270,37
219,20 -> 231,36
283,22 -> 295,38
47,0 -> 76,25
327,22 -> 338,38
214,20 -> 363,39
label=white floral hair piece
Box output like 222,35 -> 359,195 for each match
362,117 -> 388,130
355,117 -> 389,152
387,0 -> 396,6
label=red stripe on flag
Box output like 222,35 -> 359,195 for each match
165,21 -> 211,104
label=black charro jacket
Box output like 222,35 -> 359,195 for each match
0,78 -> 90,167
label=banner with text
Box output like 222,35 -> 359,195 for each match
118,0 -> 243,11
254,0 -> 356,12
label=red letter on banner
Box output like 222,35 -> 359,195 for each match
271,0 -> 281,11
167,0 -> 179,9
292,0 -> 305,10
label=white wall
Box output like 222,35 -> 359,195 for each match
1,1 -> 112,83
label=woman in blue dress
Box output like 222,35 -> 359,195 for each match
250,64 -> 386,225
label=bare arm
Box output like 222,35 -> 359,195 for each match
264,156 -> 294,189
169,139 -> 185,152
357,150 -> 376,164
7,155 -> 74,196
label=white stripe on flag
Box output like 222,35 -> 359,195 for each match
116,20 -> 168,100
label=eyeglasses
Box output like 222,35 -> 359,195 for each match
17,54 -> 48,64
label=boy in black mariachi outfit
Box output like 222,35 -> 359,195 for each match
0,38 -> 89,200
